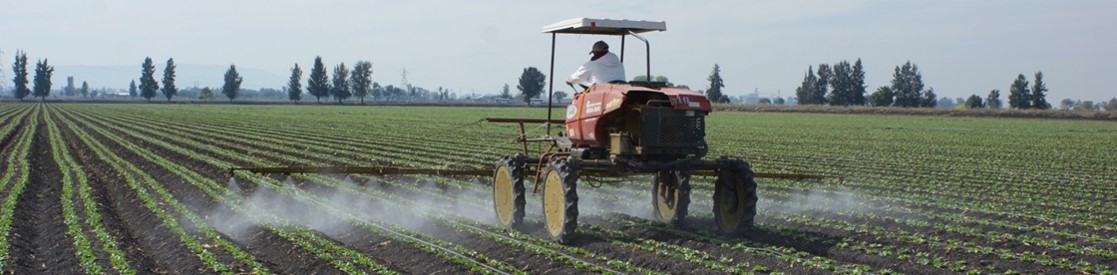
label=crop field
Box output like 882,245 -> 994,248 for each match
0,102 -> 1113,274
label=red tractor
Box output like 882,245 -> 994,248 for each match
489,18 -> 764,243
233,18 -> 818,244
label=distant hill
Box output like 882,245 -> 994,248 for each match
52,64 -> 287,90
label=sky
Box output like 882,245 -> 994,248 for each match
2,0 -> 1114,101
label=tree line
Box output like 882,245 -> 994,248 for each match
8,50 -> 54,101
8,50 -> 1112,110
790,59 -> 1075,110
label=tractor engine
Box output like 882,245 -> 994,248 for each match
564,83 -> 712,165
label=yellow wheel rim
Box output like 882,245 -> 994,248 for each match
655,179 -> 678,221
717,177 -> 744,229
493,165 -> 514,226
543,169 -> 565,237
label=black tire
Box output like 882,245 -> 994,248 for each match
652,170 -> 691,227
541,157 -> 578,244
712,159 -> 758,235
492,154 -> 526,229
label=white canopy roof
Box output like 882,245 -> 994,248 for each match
542,17 -> 666,35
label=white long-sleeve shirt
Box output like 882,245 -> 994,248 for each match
567,52 -> 625,85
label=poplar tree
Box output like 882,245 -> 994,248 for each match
1008,74 -> 1030,109
827,61 -> 852,106
287,63 -> 302,102
222,64 -> 242,101
11,50 -> 29,101
162,58 -> 177,101
1031,71 -> 1049,109
351,61 -> 373,104
32,59 -> 54,101
331,62 -> 351,103
307,56 -> 330,103
139,57 -> 159,101
890,61 -> 925,107
129,80 -> 138,98
814,63 -> 831,105
795,66 -> 819,105
851,59 -> 867,105
705,64 -> 728,103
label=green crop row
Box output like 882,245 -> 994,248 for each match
0,105 -> 39,271
56,105 -> 395,274
74,105 -> 676,274
43,107 -> 134,274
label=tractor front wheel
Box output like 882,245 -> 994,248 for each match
713,159 -> 758,235
652,170 -> 691,227
492,154 -> 526,229
542,157 -> 578,244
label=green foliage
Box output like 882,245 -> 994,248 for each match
162,58 -> 177,101
891,61 -> 925,107
827,60 -> 861,106
351,61 -> 373,104
222,64 -> 243,101
330,63 -> 351,103
773,97 -> 786,105
965,94 -> 985,109
1031,71 -> 1049,109
851,59 -> 867,105
516,67 -> 545,105
869,86 -> 894,107
1059,98 -> 1076,110
1008,74 -> 1030,109
198,87 -> 214,101
11,50 -> 30,100
80,81 -> 89,98
795,66 -> 822,105
986,89 -> 1002,109
758,97 -> 772,105
921,88 -> 937,108
706,64 -> 728,103
500,84 -> 511,99
553,91 -> 568,103
814,63 -> 831,105
65,76 -> 75,96
308,56 -> 330,103
32,58 -> 54,101
139,57 -> 159,102
288,63 -> 302,102
0,106 -> 39,270
128,80 -> 137,98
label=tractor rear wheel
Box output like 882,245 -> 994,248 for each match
541,158 -> 578,244
492,154 -> 526,228
713,159 -> 758,235
652,170 -> 691,227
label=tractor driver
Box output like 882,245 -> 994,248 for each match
565,41 -> 626,87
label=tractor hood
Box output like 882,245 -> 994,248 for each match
658,87 -> 713,112
610,84 -> 711,112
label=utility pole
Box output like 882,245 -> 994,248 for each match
401,68 -> 411,101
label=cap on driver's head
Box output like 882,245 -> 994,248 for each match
590,41 -> 609,54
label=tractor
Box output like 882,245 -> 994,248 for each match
231,18 -> 819,244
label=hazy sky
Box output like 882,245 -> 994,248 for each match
2,0 -> 1114,101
